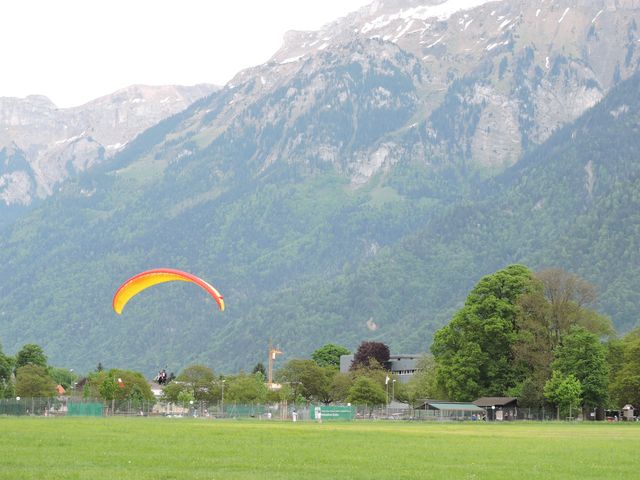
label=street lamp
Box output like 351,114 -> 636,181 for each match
220,379 -> 225,418
69,369 -> 74,397
392,379 -> 396,403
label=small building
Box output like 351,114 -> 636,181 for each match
148,381 -> 164,400
416,400 -> 485,420
622,404 -> 635,420
339,354 -> 423,383
473,397 -> 518,421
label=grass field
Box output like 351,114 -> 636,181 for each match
1,417 -> 639,479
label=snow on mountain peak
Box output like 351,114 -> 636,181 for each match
361,0 -> 504,33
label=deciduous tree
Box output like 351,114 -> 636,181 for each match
15,364 -> 56,397
609,330 -> 640,408
168,364 -> 219,403
0,344 -> 13,398
311,344 -> 350,369
552,326 -> 609,410
276,359 -> 332,403
544,371 -> 582,419
511,268 -> 610,406
351,341 -> 390,370
405,355 -> 444,405
431,264 -> 537,400
88,369 -> 155,405
15,344 -> 47,369
347,376 -> 387,417
224,372 -> 267,404
536,268 -> 612,344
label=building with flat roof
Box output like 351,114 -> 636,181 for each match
339,354 -> 423,383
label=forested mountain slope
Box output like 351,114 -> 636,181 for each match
2,0 -> 640,374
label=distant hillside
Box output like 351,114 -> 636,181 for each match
2,0 -> 640,375
0,84 -> 217,212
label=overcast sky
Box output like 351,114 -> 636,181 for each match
1,0 -> 370,108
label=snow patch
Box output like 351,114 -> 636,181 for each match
54,131 -> 86,145
106,142 -> 126,150
558,7 -> 569,24
425,35 -> 445,48
394,18 -> 415,41
499,18 -> 511,30
487,39 -> 510,51
361,0 -> 502,34
592,9 -> 603,24
279,55 -> 304,64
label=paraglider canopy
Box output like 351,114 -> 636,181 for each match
112,268 -> 224,314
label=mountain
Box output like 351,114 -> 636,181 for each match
1,0 -> 640,375
0,84 -> 217,212
272,0 -> 636,172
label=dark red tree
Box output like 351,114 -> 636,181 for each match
351,341 -> 390,370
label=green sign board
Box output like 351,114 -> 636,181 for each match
310,405 -> 356,421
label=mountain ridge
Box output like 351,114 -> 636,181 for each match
0,84 -> 217,209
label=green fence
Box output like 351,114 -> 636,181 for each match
68,402 -> 103,417
0,397 -> 63,416
224,404 -> 266,418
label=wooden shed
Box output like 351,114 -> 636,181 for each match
473,397 -> 518,421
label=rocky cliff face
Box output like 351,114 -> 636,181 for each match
4,1 -> 639,206
0,84 -> 216,206
233,0 -> 640,180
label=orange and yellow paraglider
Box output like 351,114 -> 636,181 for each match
112,268 -> 224,314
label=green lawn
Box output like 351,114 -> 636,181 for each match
1,418 -> 638,479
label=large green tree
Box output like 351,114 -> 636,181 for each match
609,330 -> 640,408
87,369 -> 155,405
328,373 -> 353,403
347,376 -> 387,417
15,364 -> 56,398
276,359 -> 333,403
536,268 -> 612,344
0,343 -> 13,398
431,264 -> 537,400
544,371 -> 582,420
224,372 -> 267,404
511,269 -> 612,406
163,364 -> 219,403
15,344 -> 47,369
551,326 -> 609,410
311,344 -> 350,369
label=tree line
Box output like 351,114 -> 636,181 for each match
428,264 -> 637,419
1,264 -> 639,418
